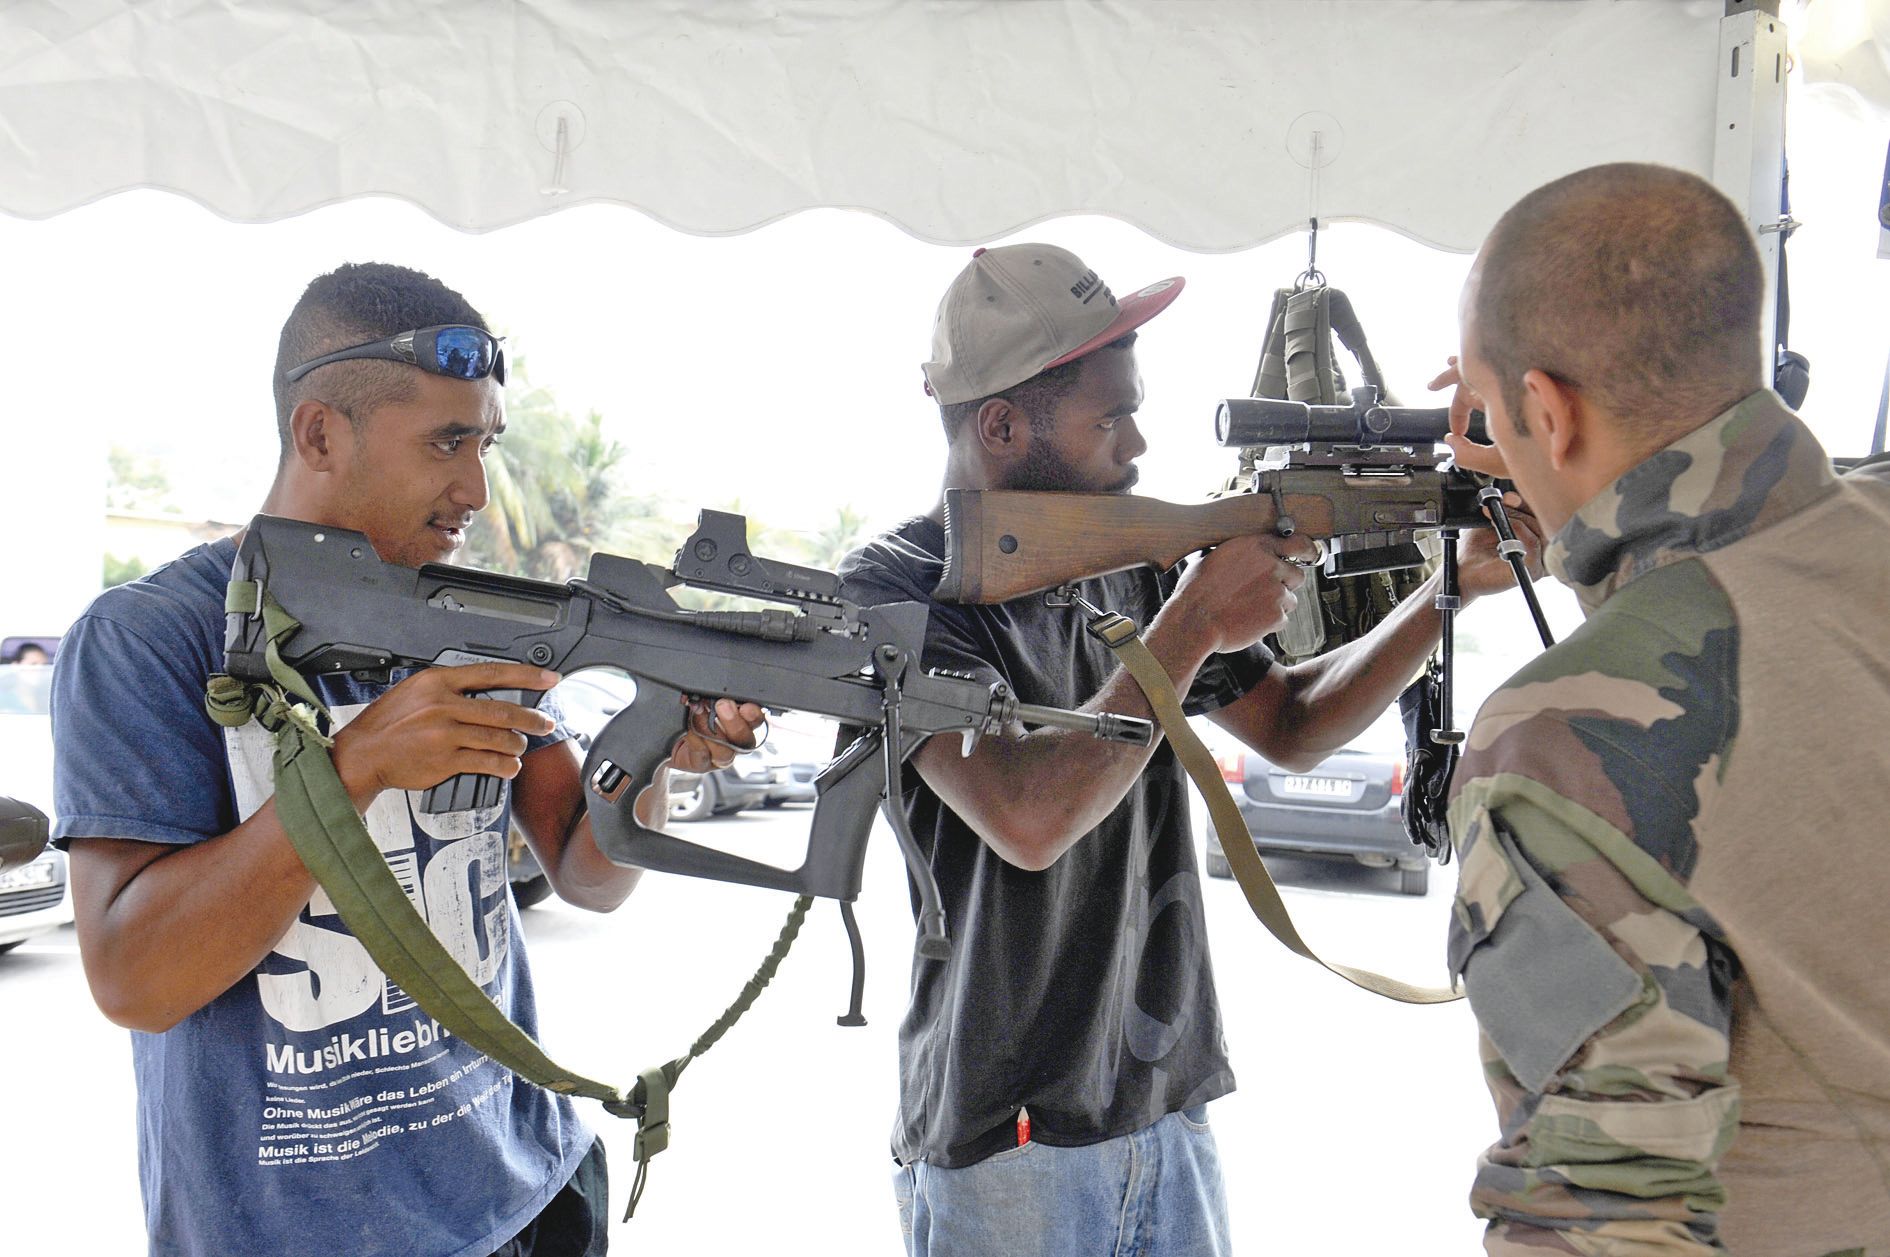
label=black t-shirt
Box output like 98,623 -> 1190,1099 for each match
837,515 -> 1272,1168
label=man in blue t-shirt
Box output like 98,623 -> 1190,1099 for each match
53,262 -> 760,1257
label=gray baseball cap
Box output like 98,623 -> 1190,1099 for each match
922,243 -> 1184,405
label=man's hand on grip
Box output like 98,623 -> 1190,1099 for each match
329,662 -> 560,809
1169,532 -> 1318,655
671,698 -> 767,773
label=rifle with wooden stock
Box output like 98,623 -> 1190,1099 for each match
938,387 -> 1503,606
939,387 -> 1549,880
931,387 -> 1546,1004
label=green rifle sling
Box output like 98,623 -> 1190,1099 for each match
208,580 -> 813,1217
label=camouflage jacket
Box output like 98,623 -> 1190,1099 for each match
1448,391 -> 1890,1256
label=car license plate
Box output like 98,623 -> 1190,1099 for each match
1280,775 -> 1350,799
0,860 -> 55,891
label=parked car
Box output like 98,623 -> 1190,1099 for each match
501,669 -> 796,907
0,797 -> 64,955
0,658 -> 75,951
755,711 -> 833,809
1201,709 -> 1431,896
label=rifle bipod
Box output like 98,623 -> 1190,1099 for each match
1400,502 -> 1554,859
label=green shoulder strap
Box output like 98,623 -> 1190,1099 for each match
1083,606 -> 1461,1005
209,580 -> 811,1219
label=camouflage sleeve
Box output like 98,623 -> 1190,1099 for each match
1448,733 -> 1740,1254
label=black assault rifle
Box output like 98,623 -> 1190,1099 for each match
224,511 -> 1154,965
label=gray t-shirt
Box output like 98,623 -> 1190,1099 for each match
838,516 -> 1270,1168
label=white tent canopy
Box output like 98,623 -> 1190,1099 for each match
4,0 -> 1881,250
3,0 -> 1887,638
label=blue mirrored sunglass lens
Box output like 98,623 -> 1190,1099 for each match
432,328 -> 493,379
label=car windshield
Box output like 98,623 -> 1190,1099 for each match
0,665 -> 53,717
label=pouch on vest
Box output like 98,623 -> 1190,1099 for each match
1237,283 -> 1435,664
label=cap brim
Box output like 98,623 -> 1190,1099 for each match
1042,276 -> 1185,371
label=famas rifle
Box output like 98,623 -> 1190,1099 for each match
224,509 -> 1154,963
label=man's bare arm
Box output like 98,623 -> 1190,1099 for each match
69,662 -> 556,1033
70,810 -> 320,1033
915,532 -> 1311,871
1212,501 -> 1545,769
1209,568 -> 1448,771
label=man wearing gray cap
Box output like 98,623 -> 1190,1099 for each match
839,244 -> 1530,1256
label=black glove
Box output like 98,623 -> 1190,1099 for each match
1397,662 -> 1457,864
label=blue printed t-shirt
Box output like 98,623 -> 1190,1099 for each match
51,537 -> 591,1257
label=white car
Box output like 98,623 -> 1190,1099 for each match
0,661 -> 73,953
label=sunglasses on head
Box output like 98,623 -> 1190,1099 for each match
285,324 -> 507,386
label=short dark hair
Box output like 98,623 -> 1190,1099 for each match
1472,163 -> 1764,445
272,263 -> 489,460
938,333 -> 1137,440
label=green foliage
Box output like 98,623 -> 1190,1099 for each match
102,553 -> 146,588
106,445 -> 177,514
461,354 -> 872,589
462,355 -> 668,581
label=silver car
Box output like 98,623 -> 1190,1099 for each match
1202,709 -> 1429,896
0,661 -> 75,951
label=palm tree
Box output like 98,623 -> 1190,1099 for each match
463,358 -> 677,581
802,504 -> 875,572
462,357 -> 872,591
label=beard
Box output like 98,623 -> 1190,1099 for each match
1004,441 -> 1139,494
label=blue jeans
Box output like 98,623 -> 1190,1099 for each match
893,1107 -> 1231,1257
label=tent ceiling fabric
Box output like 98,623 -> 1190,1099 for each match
0,0 -> 1875,250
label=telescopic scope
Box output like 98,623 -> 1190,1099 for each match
1216,387 -> 1489,449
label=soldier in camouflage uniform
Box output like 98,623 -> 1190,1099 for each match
1442,163 -> 1890,1254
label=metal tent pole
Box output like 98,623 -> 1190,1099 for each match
1873,353 -> 1888,457
1713,0 -> 1791,365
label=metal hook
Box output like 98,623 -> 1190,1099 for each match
535,101 -> 586,198
541,116 -> 570,197
1295,216 -> 1326,291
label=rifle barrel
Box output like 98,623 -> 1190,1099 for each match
1217,398 -> 1487,448
1013,702 -> 1154,747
